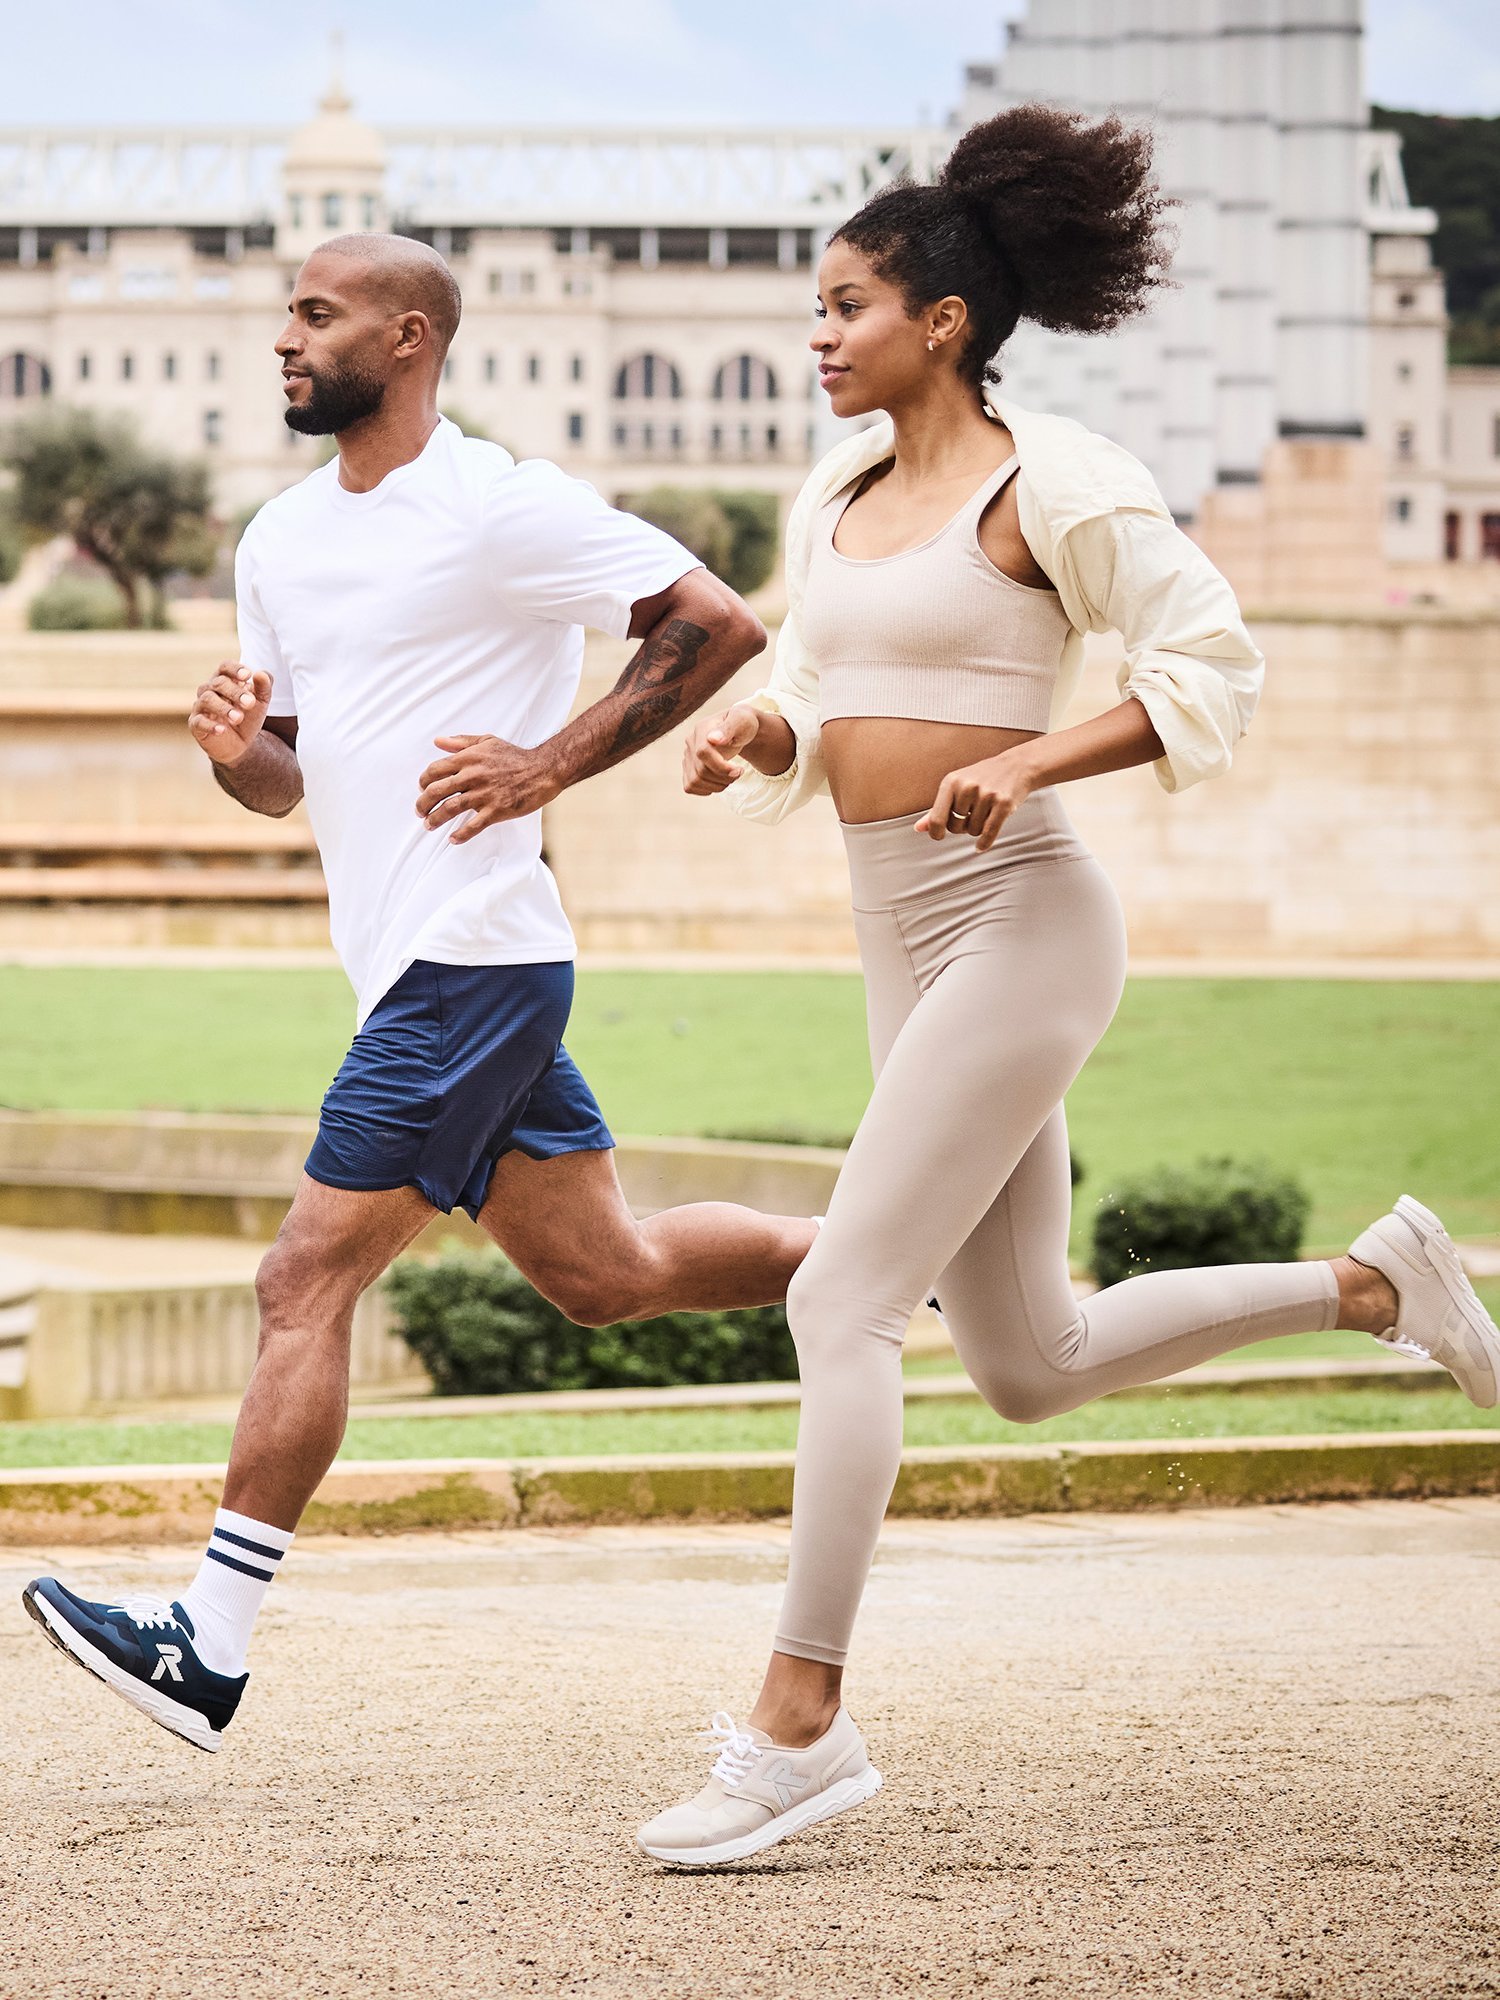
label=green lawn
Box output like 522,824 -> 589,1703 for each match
0,967 -> 1496,1252
1,1383 -> 1496,1472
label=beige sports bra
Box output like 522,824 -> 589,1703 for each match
802,454 -> 1072,733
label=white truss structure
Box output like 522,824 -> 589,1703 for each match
0,126 -> 953,229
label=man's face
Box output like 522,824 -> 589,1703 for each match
275,253 -> 393,435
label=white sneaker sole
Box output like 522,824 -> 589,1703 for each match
638,1765 -> 883,1868
22,1587 -> 222,1753
1389,1195 -> 1500,1408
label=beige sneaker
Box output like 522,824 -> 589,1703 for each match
1350,1195 -> 1500,1407
637,1707 -> 882,1868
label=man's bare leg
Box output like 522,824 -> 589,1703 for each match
477,1146 -> 815,1324
221,1174 -> 436,1529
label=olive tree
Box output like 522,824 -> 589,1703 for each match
3,407 -> 215,628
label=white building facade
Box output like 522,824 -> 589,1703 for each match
0,88 -> 946,517
0,14 -> 1491,564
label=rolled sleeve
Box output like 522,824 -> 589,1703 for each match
1062,508 -> 1264,792
724,615 -> 829,823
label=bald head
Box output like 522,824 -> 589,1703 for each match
310,233 -> 463,362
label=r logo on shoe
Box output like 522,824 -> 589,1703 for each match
151,1646 -> 185,1683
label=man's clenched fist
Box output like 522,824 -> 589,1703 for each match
189,663 -> 273,765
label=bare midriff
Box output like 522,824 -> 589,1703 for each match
821,717 -> 1042,825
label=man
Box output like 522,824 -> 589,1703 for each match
23,234 -> 815,1752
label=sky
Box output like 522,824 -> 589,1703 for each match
1,0 -> 1495,128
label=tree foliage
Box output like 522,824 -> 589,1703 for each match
623,485 -> 780,596
2,407 -> 216,627
1371,106 -> 1500,364
0,493 -> 22,587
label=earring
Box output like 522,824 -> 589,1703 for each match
927,339 -> 936,352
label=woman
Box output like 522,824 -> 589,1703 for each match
637,104 -> 1500,1869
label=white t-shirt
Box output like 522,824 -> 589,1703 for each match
234,418 -> 700,1024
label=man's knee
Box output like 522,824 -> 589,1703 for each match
254,1236 -> 361,1340
530,1249 -> 658,1328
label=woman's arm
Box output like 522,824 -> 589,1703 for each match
915,698 -> 1163,848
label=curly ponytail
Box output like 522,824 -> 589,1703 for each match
832,104 -> 1177,388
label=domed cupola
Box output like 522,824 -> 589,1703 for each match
280,46 -> 387,264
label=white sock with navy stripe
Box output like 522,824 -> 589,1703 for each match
180,1508 -> 294,1678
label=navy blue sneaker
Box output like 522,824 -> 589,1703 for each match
23,1578 -> 247,1753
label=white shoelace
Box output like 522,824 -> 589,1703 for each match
702,1712 -> 760,1791
108,1596 -> 180,1632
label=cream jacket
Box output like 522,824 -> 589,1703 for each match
727,390 -> 1264,823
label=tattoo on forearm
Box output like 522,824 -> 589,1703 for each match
605,618 -> 710,758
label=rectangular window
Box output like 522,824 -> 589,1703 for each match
570,354 -> 584,383
527,354 -> 541,383
163,352 -> 176,382
203,409 -> 222,447
206,351 -> 221,382
323,193 -> 342,228
484,354 -> 497,383
1493,415 -> 1500,458
77,352 -> 91,381
121,352 -> 134,382
361,195 -> 377,229
1396,425 -> 1414,460
289,195 -> 304,229
443,358 -> 454,383
1390,495 -> 1412,523
567,412 -> 584,443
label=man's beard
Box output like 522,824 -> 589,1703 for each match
283,357 -> 387,436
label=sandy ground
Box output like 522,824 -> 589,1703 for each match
2,1501 -> 1498,2000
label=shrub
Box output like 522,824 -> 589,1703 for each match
623,486 -> 733,581
27,574 -> 128,631
1090,1156 -> 1309,1288
386,1245 -> 797,1396
714,489 -> 779,595
0,496 -> 22,586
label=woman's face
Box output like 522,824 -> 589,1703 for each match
811,240 -> 940,419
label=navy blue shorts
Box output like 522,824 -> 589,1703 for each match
305,960 -> 613,1220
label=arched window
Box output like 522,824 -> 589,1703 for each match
613,353 -> 682,400
712,354 -> 777,401
0,352 -> 51,399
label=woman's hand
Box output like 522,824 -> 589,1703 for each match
682,702 -> 763,795
915,747 -> 1039,850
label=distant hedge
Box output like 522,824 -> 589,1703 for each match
386,1246 -> 797,1396
1091,1157 -> 1310,1288
27,574 -> 129,631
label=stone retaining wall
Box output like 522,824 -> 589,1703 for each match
0,1111 -> 842,1242
4,611 -> 1498,962
1,1278 -> 411,1421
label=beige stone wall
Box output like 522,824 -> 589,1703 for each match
3,613 -> 1497,966
549,611 -> 1500,967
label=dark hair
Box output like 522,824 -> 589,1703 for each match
831,104 -> 1177,388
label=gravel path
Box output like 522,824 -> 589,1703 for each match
3,1501 -> 1498,1999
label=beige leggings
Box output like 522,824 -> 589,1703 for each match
777,790 -> 1339,1667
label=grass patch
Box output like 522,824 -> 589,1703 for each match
0,967 -> 1496,1254
1,1384 -> 1496,1473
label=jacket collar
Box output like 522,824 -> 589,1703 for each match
808,390 -> 1172,541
